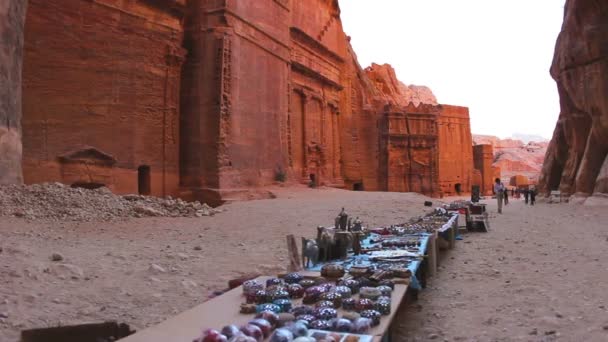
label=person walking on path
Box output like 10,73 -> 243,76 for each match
523,188 -> 529,204
494,178 -> 505,214
504,186 -> 509,205
529,188 -> 536,206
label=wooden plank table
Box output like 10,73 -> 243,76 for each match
120,276 -> 410,342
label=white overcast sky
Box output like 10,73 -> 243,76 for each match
340,0 -> 565,139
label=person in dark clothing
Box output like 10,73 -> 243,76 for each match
529,188 -> 536,205
504,187 -> 509,205
523,188 -> 529,204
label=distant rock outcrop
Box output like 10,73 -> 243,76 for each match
539,0 -> 608,201
364,63 -> 438,106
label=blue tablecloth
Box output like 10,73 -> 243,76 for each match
305,233 -> 431,290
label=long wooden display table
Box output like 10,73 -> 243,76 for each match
119,275 -> 409,342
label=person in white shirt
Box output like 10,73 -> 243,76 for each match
493,178 -> 505,214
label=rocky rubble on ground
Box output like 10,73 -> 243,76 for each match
0,183 -> 221,221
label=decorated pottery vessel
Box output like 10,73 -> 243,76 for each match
255,311 -> 279,327
266,278 -> 283,288
295,314 -> 316,325
332,318 -> 353,333
248,319 -> 273,338
332,286 -> 352,299
374,301 -> 391,315
351,318 -> 373,334
339,279 -> 361,294
376,285 -> 393,297
378,280 -> 395,290
359,287 -> 382,301
269,328 -> 294,342
303,286 -> 325,304
240,324 -> 264,341
284,273 -> 304,284
243,280 -> 264,295
309,320 -> 332,330
299,279 -> 316,289
315,300 -> 335,309
290,305 -> 315,317
321,264 -> 345,278
287,284 -> 305,299
341,298 -> 357,311
319,292 -> 342,308
273,299 -> 292,313
355,298 -> 375,312
313,307 -> 338,320
266,289 -> 290,302
256,303 -> 281,314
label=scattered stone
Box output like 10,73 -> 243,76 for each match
603,325 -> 608,331
193,246 -> 202,251
50,253 -> 63,262
0,312 -> 8,319
545,330 -> 557,335
149,264 -> 167,274
529,328 -> 538,335
428,333 -> 439,340
177,253 -> 189,260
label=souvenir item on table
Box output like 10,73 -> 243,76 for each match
359,310 -> 381,326
293,337 -> 315,342
332,318 -> 354,333
266,278 -> 284,287
310,331 -> 341,342
256,303 -> 281,314
309,319 -> 332,330
228,333 -> 257,342
248,319 -> 273,338
243,280 -> 264,295
273,299 -> 292,313
284,273 -> 304,284
317,282 -> 335,292
376,296 -> 391,304
343,335 -> 362,342
295,314 -> 316,325
299,279 -> 316,289
286,321 -> 309,337
374,301 -> 391,315
290,305 -> 315,317
378,280 -> 395,290
376,285 -> 393,297
248,290 -> 266,304
240,324 -> 264,342
303,286 -> 325,304
389,266 -> 412,279
319,292 -> 342,308
341,298 -> 357,311
198,329 -> 228,342
221,325 -> 241,339
341,311 -> 361,321
351,318 -> 373,334
287,284 -> 305,299
349,265 -> 371,278
315,300 -> 335,309
332,285 -> 352,299
314,307 -> 338,320
255,311 -> 279,327
355,298 -> 375,312
277,313 -> 296,327
267,288 -> 290,302
355,277 -> 373,288
321,264 -> 345,278
269,328 -> 294,342
240,303 -> 257,314
359,287 -> 382,301
339,279 -> 361,294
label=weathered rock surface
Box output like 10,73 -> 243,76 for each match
0,0 -> 26,184
539,0 -> 608,199
365,63 -> 438,106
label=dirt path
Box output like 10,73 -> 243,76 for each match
396,197 -> 608,341
1,188 -> 607,341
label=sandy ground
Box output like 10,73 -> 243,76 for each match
1,186 -> 607,341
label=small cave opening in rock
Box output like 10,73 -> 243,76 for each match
353,182 -> 364,191
71,182 -> 105,190
455,183 -> 462,194
138,165 -> 151,195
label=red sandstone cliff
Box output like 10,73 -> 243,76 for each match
0,0 -> 25,184
364,63 -> 438,107
539,0 -> 608,200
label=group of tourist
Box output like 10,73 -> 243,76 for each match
494,178 -> 536,214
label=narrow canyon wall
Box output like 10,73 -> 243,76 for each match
539,0 -> 608,199
0,0 -> 26,184
437,105 -> 474,195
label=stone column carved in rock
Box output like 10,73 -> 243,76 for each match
0,0 -> 27,184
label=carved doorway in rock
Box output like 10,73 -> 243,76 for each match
138,165 -> 151,195
455,183 -> 462,195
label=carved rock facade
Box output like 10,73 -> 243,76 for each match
3,0 -> 479,202
539,0 -> 608,201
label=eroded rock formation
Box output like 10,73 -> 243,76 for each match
539,0 -> 608,200
0,0 -> 26,184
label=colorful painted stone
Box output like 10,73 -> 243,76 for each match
299,279 -> 316,289
376,285 -> 393,297
342,298 -> 357,311
200,329 -> 228,342
332,285 -> 352,299
319,292 -> 342,308
269,328 -> 294,342
273,299 -> 292,313
220,325 -> 240,339
315,300 -> 335,309
355,298 -> 375,312
309,320 -> 331,330
248,319 -> 273,338
266,288 -> 290,302
378,280 -> 395,290
351,317 -> 373,334
313,307 -> 338,320
255,311 -> 279,327
303,286 -> 325,304
284,273 -> 304,284
359,287 -> 382,300
256,303 -> 281,314
341,312 -> 361,322
288,321 -> 309,337
332,318 -> 353,333
295,314 -> 316,325
287,284 -> 305,299
242,280 -> 264,295
374,301 -> 391,315
321,264 -> 345,278
240,303 -> 257,314
339,279 -> 361,294
377,296 -> 391,304
290,305 -> 315,317
277,313 -> 296,327
266,278 -> 283,287
359,310 -> 382,326
240,324 -> 264,341
249,290 -> 266,304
